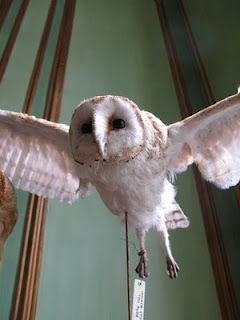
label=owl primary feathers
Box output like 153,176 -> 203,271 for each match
0,93 -> 239,278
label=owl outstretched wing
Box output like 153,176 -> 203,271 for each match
166,92 -> 240,189
0,109 -> 87,203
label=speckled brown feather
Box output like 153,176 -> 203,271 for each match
0,170 -> 18,261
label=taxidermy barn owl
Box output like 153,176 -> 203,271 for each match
0,170 -> 17,261
0,92 -> 239,278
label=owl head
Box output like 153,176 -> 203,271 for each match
69,95 -> 145,164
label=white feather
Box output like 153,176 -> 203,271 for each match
166,92 -> 240,189
0,110 -> 84,203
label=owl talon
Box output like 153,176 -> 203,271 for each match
166,256 -> 179,279
135,250 -> 150,278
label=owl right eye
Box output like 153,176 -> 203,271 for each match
81,123 -> 93,134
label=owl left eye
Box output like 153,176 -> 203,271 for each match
112,119 -> 125,129
81,123 -> 93,134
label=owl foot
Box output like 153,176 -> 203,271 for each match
166,256 -> 179,279
135,250 -> 150,278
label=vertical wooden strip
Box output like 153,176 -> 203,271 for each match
177,0 -> 215,105
44,0 -> 76,121
10,1 -> 76,319
10,196 -> 35,320
154,0 -> 190,116
154,0 -> 239,319
0,0 -> 13,32
23,198 -> 45,320
10,196 -> 45,320
193,171 -> 239,319
9,0 -> 57,317
29,200 -> 48,319
0,0 -> 30,82
22,0 -> 57,115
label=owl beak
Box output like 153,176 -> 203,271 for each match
93,111 -> 108,159
96,138 -> 107,159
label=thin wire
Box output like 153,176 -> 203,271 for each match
125,212 -> 131,320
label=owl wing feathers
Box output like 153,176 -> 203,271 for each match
166,92 -> 240,189
0,109 -> 86,203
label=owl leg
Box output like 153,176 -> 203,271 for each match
135,228 -> 150,278
157,223 -> 179,279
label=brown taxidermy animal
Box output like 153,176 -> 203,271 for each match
0,170 -> 18,261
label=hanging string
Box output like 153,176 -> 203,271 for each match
125,212 -> 131,320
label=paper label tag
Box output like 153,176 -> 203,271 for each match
131,279 -> 145,320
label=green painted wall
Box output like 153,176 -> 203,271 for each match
0,0 -> 229,319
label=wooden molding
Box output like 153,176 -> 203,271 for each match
0,0 -> 30,83
44,0 -> 76,120
10,1 -> 76,319
155,0 -> 190,116
10,196 -> 48,320
154,0 -> 239,318
22,0 -> 57,115
0,0 -> 13,32
177,0 -> 215,105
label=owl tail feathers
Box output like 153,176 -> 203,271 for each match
165,202 -> 190,230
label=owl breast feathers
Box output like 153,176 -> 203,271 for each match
0,93 -> 239,278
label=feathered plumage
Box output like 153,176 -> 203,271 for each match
0,92 -> 239,277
